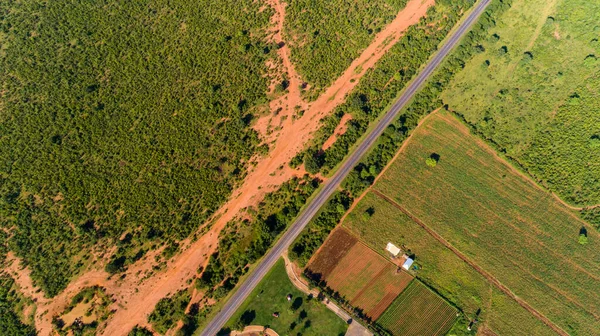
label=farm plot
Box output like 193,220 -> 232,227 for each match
377,280 -> 457,336
375,110 -> 600,335
307,228 -> 413,320
342,192 -> 557,335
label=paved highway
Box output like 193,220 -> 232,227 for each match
201,0 -> 491,334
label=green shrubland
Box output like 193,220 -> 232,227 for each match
0,275 -> 36,336
442,0 -> 600,206
284,0 -> 408,100
0,0 -> 273,297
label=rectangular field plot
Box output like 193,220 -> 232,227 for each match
307,228 -> 413,320
377,280 -> 457,336
375,110 -> 600,335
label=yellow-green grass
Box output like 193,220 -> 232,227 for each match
377,280 -> 457,336
226,258 -> 347,335
373,111 -> 599,335
441,0 -> 600,205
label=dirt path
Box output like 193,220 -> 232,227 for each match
18,1 -> 435,335
281,254 -> 372,336
322,114 -> 353,151
371,190 -> 568,336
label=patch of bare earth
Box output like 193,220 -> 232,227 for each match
12,0 -> 435,335
321,113 -> 353,151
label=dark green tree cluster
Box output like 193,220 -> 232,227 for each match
128,326 -> 154,336
0,275 -> 36,336
290,191 -> 353,266
284,0 -> 409,100
148,289 -> 191,335
0,0 -> 274,297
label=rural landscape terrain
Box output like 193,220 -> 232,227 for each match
0,0 -> 598,335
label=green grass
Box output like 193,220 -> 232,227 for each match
377,280 -> 456,336
441,0 -> 600,206
343,192 -> 556,336
373,111 -> 600,335
226,258 -> 348,336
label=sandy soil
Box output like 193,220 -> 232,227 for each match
10,0 -> 435,335
322,114 -> 353,151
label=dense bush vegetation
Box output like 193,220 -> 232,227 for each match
295,0 -> 479,175
128,326 -> 154,336
290,191 -> 353,266
149,289 -> 191,335
441,0 -> 600,206
285,0 -> 408,100
0,0 -> 273,297
0,275 -> 36,335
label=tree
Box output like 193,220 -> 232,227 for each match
425,157 -> 437,167
579,234 -> 588,245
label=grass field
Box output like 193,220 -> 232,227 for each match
307,228 -> 413,320
226,258 -> 347,335
377,280 -> 456,336
441,0 -> 600,206
370,110 -> 599,335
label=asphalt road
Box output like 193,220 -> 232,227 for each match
201,0 -> 491,334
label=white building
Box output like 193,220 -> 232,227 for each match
402,257 -> 414,270
386,242 -> 401,257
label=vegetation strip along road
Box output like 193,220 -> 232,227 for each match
371,189 -> 568,336
200,0 -> 493,334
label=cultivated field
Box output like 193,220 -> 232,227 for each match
343,192 -> 556,335
307,228 -> 413,320
373,110 -> 600,335
377,280 -> 456,336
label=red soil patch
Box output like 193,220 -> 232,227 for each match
17,1 -> 435,334
322,113 -> 353,151
308,228 -> 413,319
305,228 -> 358,279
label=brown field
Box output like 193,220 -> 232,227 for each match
307,228 -> 413,319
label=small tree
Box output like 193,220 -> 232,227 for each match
579,234 -> 588,245
425,158 -> 437,167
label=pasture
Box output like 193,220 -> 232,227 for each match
373,110 -> 600,335
226,259 -> 347,335
307,228 -> 413,320
377,280 -> 456,336
441,0 -> 600,206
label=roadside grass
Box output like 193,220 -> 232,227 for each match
342,191 -> 556,336
225,258 -> 347,336
441,0 -> 600,206
373,111 -> 600,335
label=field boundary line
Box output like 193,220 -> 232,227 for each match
371,189 -> 567,336
438,111 -> 600,230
